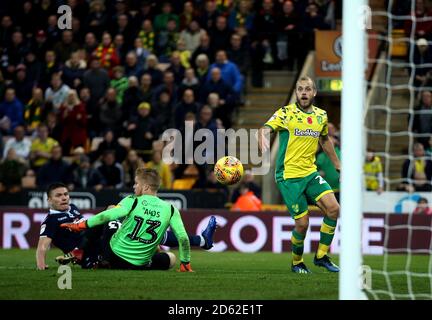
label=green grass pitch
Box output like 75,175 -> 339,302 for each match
0,249 -> 430,300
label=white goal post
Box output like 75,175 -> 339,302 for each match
339,0 -> 367,300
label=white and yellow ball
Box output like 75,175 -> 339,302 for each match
214,156 -> 244,185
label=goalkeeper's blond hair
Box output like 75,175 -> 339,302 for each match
135,167 -> 161,192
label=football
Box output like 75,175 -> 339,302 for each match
214,156 -> 244,185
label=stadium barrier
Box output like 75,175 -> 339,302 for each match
1,209 -> 430,254
0,189 -> 227,209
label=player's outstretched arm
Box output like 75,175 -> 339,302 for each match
256,126 -> 272,152
320,135 -> 341,172
36,237 -> 52,270
169,207 -> 193,272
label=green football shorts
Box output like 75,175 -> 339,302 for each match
277,171 -> 333,219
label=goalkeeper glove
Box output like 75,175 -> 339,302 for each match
60,219 -> 88,232
178,262 -> 194,272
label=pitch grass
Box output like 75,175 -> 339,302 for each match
0,249 -> 430,300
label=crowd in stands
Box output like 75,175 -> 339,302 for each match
0,0 -> 338,197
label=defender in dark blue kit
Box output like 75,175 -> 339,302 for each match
36,183 -> 217,270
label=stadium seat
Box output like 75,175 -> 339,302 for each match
390,29 -> 408,58
172,178 -> 197,190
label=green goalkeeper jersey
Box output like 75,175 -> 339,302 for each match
87,194 -> 190,266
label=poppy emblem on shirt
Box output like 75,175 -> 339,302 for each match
307,117 -> 313,124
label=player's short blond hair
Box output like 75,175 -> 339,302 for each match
135,167 -> 161,191
296,76 -> 316,91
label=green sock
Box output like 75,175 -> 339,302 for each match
291,230 -> 306,265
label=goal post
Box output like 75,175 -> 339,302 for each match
339,0 -> 367,300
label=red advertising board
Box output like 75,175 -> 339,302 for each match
1,209 -> 431,255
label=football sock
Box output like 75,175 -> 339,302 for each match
291,230 -> 306,265
317,216 -> 337,259
162,231 -> 202,247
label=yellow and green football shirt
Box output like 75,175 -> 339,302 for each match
264,103 -> 328,181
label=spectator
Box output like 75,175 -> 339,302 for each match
62,51 -> 87,89
137,19 -> 156,54
413,197 -> 432,215
45,111 -> 62,143
93,32 -> 120,77
29,123 -> 59,171
127,102 -> 157,162
155,18 -> 179,61
180,19 -> 206,53
179,68 -> 200,97
110,66 -> 129,105
58,90 -> 88,155
276,0 -> 300,70
153,89 -> 174,136
0,148 -> 27,193
199,0 -> 220,32
86,0 -> 108,39
228,0 -> 255,37
153,71 -> 179,106
174,89 -> 200,129
191,33 -> 214,69
36,145 -> 72,188
231,170 -> 263,203
167,51 -> 186,83
209,16 -> 233,53
2,125 -> 31,162
83,32 -> 99,58
194,53 -> 210,84
24,52 -> 42,85
54,30 -> 79,63
140,73 -> 154,102
208,50 -> 244,99
179,1 -> 199,31
90,129 -> 127,164
12,64 -> 33,104
227,34 -> 249,76
0,88 -> 24,135
122,149 -> 145,188
143,54 -> 164,87
175,39 -> 192,70
411,90 -> 432,149
83,59 -> 110,112
363,148 -> 384,194
122,76 -> 144,124
231,183 -> 262,211
44,74 -> 71,113
30,29 -> 49,60
132,37 -> 150,67
38,50 -> 60,90
411,38 -> 432,88
24,88 -> 45,135
99,87 -> 123,136
154,2 -> 179,32
200,67 -> 235,127
71,154 -> 105,191
124,51 -> 144,78
145,151 -> 173,189
399,143 -> 432,192
96,150 -> 124,189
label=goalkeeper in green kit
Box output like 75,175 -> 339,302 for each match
61,168 -> 193,272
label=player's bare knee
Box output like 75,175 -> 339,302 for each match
295,220 -> 309,234
327,203 -> 340,220
166,252 -> 176,269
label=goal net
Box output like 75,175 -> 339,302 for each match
362,0 -> 432,300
